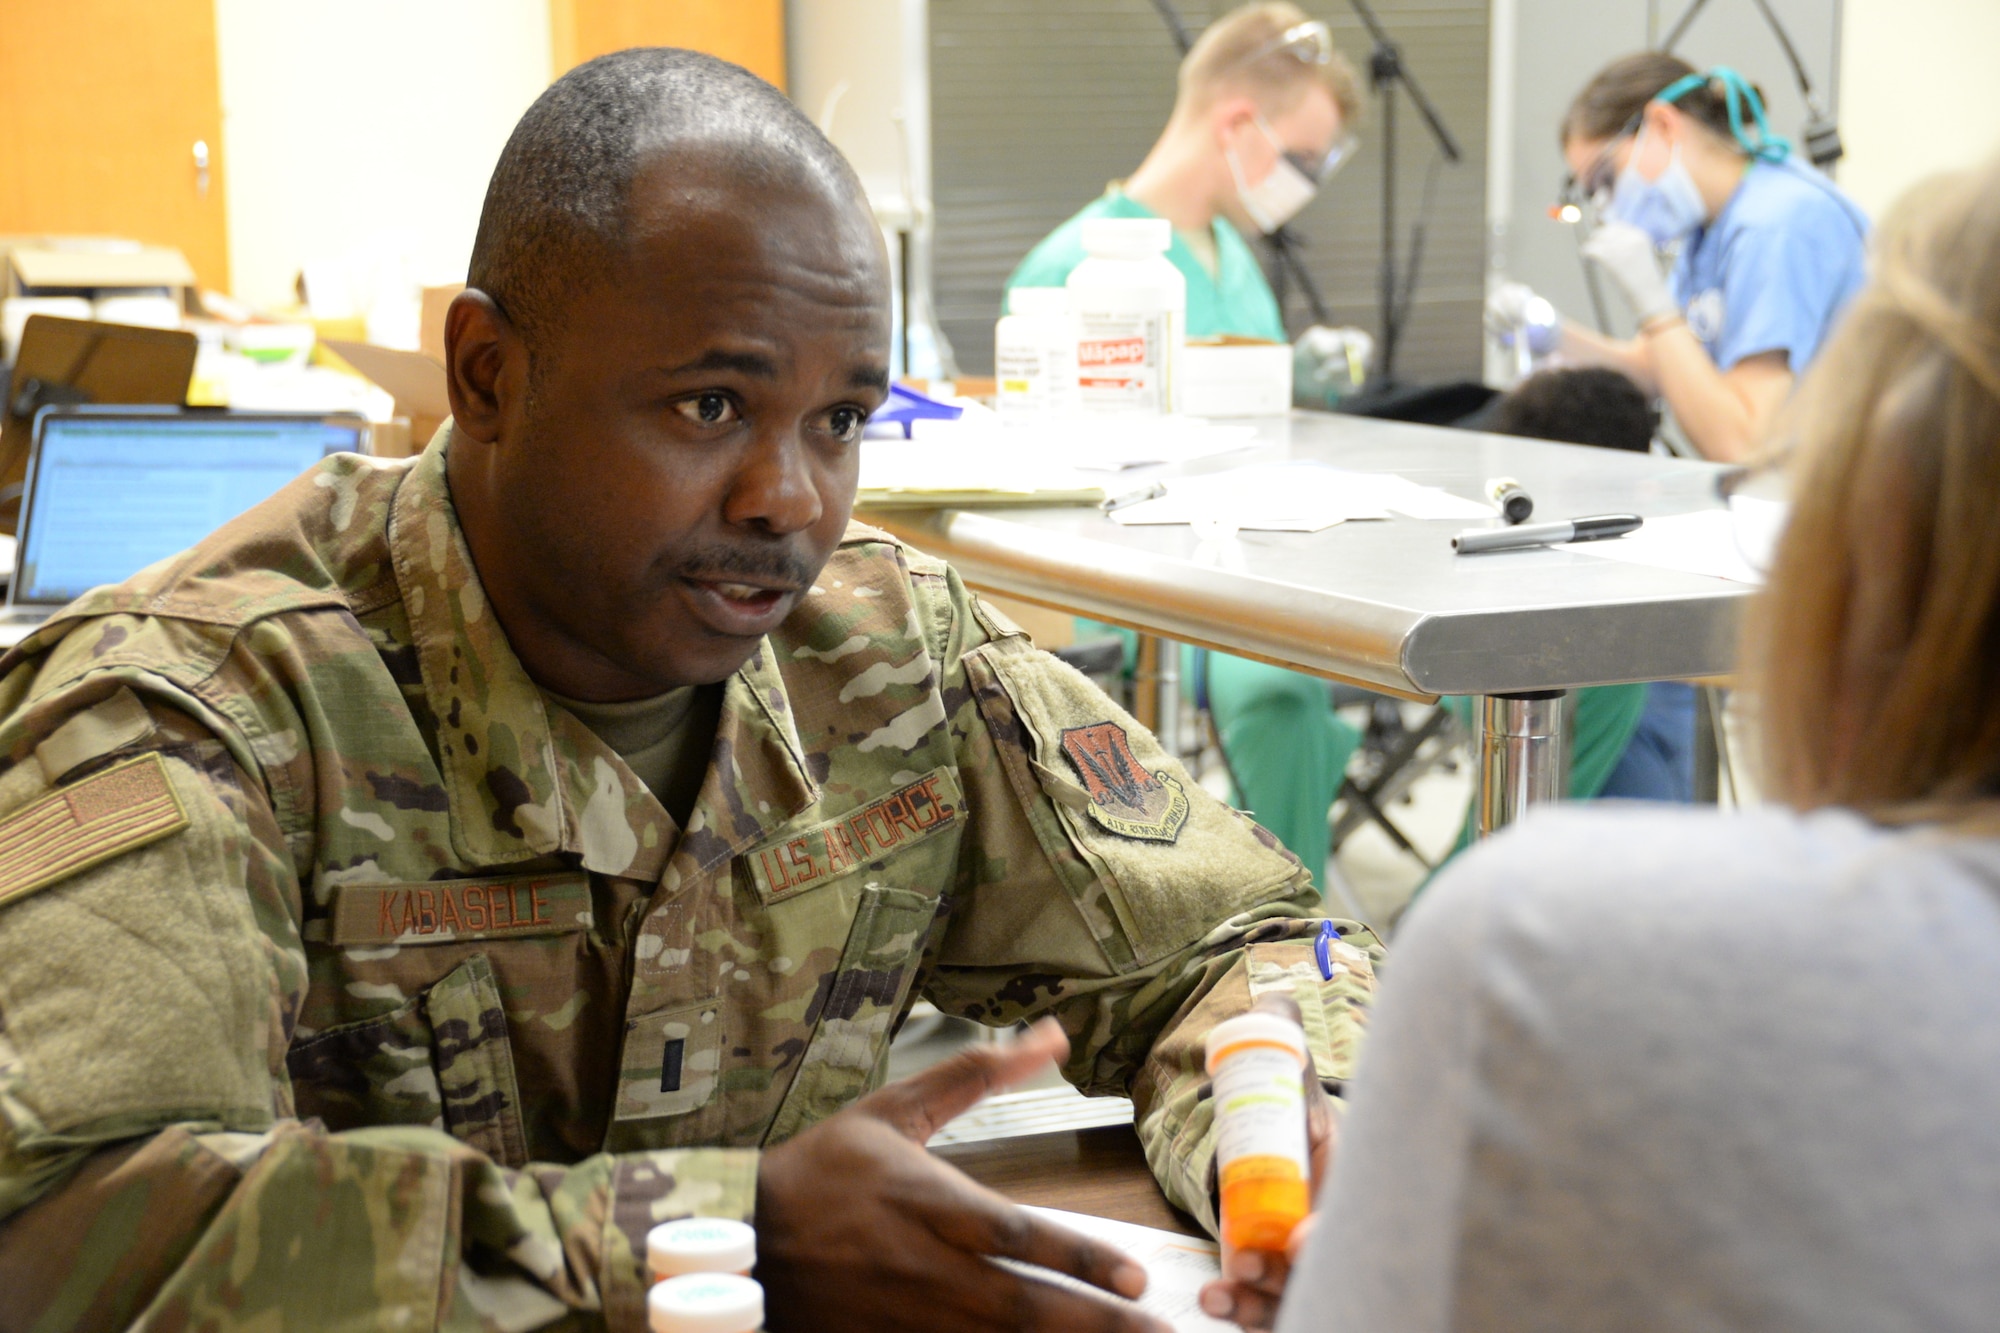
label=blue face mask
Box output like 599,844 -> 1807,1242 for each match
1605,126 -> 1707,247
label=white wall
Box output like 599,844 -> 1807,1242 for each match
215,0 -> 552,314
1838,0 -> 2000,219
786,0 -> 948,378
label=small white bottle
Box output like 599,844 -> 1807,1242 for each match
1066,217 -> 1186,415
647,1273 -> 763,1333
994,286 -> 1077,418
647,1218 -> 757,1281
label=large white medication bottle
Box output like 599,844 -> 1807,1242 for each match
1067,217 -> 1185,415
994,286 -> 1077,417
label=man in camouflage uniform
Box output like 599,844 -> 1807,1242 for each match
0,50 -> 1378,1333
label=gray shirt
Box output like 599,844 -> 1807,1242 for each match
1280,804 -> 2000,1332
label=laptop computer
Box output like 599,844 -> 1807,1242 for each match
0,408 -> 369,648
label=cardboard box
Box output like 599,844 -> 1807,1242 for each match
420,283 -> 463,364
1181,337 -> 1291,417
323,338 -> 449,451
0,236 -> 198,359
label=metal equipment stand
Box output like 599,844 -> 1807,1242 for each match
1475,690 -> 1567,837
1344,0 -> 1462,385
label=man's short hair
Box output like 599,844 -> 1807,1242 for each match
1489,367 -> 1659,453
1177,3 -> 1362,128
467,47 -> 861,361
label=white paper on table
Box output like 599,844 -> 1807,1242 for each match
905,413 -> 1261,471
995,1206 -> 1234,1333
856,439 -> 1107,501
1375,479 -> 1498,520
1109,461 -> 1494,532
1564,509 -> 1765,584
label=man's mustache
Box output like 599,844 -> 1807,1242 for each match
670,543 -> 820,590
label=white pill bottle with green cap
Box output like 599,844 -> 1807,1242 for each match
647,1272 -> 763,1333
1067,217 -> 1185,415
647,1218 -> 756,1282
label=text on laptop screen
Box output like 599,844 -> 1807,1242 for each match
17,416 -> 361,605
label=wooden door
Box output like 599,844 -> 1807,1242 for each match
550,0 -> 786,90
0,0 -> 230,290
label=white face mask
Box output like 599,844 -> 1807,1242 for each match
1604,124 -> 1707,247
1227,114 -> 1319,233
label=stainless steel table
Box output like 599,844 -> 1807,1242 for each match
859,412 -> 1750,836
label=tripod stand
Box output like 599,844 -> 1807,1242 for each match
1346,0 -> 1461,386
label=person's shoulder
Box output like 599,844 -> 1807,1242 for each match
774,521 -> 943,645
1464,800 -> 1875,878
831,517 -> 946,580
1,451 -> 410,693
1423,802 -> 1883,929
58,450 -> 407,630
775,520 -> 1012,667
1396,805 -> 1889,1016
1733,159 -> 1867,243
1213,214 -> 1260,261
1006,192 -> 1123,291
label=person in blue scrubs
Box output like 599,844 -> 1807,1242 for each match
1499,52 -> 1869,464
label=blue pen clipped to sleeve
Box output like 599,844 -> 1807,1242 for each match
1314,919 -> 1342,979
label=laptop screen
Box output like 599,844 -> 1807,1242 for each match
16,413 -> 365,606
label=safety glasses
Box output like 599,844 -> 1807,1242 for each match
1286,131 -> 1358,184
1236,22 -> 1358,183
1243,19 -> 1336,69
1556,119 -> 1640,215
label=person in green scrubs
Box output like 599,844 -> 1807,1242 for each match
1007,3 -> 1369,886
1007,4 -> 1644,885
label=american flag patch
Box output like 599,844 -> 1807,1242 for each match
0,753 -> 188,908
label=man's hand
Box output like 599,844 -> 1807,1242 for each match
757,1018 -> 1171,1333
1197,993 -> 1339,1331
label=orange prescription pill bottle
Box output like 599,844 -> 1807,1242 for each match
1204,1011 -> 1311,1253
647,1218 -> 757,1283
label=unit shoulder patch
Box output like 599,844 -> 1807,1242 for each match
1058,722 -> 1189,844
0,752 -> 189,909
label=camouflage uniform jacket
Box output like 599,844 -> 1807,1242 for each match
0,429 -> 1382,1331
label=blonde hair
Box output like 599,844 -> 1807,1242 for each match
1178,3 -> 1362,128
1751,155 -> 2000,818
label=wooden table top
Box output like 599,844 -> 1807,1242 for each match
933,1125 -> 1205,1238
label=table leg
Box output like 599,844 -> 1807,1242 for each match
1694,685 -> 1721,804
1132,634 -> 1181,758
1475,690 -> 1566,838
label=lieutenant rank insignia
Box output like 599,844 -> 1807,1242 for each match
1058,722 -> 1189,843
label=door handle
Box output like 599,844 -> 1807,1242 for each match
193,139 -> 211,197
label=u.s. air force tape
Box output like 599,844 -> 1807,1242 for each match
744,767 -> 964,904
314,873 -> 593,946
0,752 -> 189,910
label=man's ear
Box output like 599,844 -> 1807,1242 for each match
444,290 -> 521,444
1209,94 -> 1260,149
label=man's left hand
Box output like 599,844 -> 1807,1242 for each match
1196,993 -> 1337,1331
